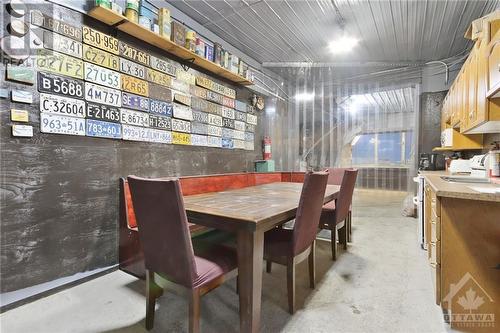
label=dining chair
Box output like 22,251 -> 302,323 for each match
263,171 -> 329,314
127,176 -> 238,333
319,169 -> 358,260
324,168 -> 354,242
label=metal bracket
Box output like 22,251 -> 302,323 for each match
180,58 -> 195,72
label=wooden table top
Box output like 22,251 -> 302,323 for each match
184,182 -> 340,232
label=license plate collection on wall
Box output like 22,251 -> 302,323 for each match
11,11 -> 257,150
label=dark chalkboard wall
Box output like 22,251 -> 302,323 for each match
0,2 -> 262,293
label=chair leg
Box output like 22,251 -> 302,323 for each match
266,260 -> 272,273
339,224 -> 348,250
347,211 -> 352,243
287,260 -> 296,314
236,275 -> 239,294
308,241 -> 316,289
146,270 -> 162,330
189,289 -> 201,333
331,226 -> 337,261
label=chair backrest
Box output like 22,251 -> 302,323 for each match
334,169 -> 358,224
127,176 -> 196,288
292,171 -> 329,255
324,168 -> 349,185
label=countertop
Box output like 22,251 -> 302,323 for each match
419,170 -> 500,202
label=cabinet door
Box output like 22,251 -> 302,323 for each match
489,42 -> 500,92
466,46 -> 479,129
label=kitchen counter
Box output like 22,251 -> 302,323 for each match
419,170 -> 500,202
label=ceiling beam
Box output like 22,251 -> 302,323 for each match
262,61 -> 424,68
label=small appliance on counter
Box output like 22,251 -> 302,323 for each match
470,154 -> 490,178
449,158 -> 472,174
418,153 -> 445,171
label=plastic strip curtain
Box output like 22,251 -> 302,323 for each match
281,67 -> 419,193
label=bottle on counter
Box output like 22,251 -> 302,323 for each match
489,141 -> 500,178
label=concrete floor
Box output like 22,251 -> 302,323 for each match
0,189 -> 452,333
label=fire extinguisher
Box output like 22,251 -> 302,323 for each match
263,136 -> 272,160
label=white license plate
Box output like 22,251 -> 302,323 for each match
120,108 -> 150,127
247,114 -> 257,125
40,113 -> 86,136
44,31 -> 83,58
120,58 -> 146,79
222,107 -> 235,119
85,82 -> 121,107
171,118 -> 191,133
173,104 -> 193,121
222,128 -> 234,138
245,141 -> 254,150
191,134 -> 208,146
208,114 -> 222,126
122,124 -> 172,143
245,132 -> 254,142
150,56 -> 176,77
171,79 -> 190,93
234,120 -> 245,131
207,136 -> 222,147
84,63 -> 121,89
207,125 -> 222,137
233,130 -> 245,140
234,139 -> 245,149
40,93 -> 86,118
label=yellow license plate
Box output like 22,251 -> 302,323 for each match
121,74 -> 149,96
146,68 -> 171,87
172,132 -> 191,145
82,26 -> 119,55
196,76 -> 213,90
83,45 -> 120,71
37,50 -> 83,79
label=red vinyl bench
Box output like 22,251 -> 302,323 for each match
119,172 -> 305,279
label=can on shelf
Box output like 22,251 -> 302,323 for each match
95,0 -> 111,9
158,8 -> 171,39
223,50 -> 229,69
195,38 -> 205,57
139,16 -> 151,30
214,43 -> 222,65
125,0 -> 139,23
185,30 -> 196,52
205,43 -> 214,61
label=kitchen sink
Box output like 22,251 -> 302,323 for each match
440,176 -> 490,184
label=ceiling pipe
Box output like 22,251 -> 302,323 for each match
425,60 -> 449,84
262,61 -> 424,68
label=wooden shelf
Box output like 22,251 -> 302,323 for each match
87,6 -> 253,86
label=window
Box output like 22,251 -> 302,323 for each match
351,131 -> 413,167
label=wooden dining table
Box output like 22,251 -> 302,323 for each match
183,182 -> 340,333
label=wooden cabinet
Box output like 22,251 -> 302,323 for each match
424,183 -> 441,305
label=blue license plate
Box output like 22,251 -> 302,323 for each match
122,92 -> 149,112
149,99 -> 173,116
86,119 -> 122,139
222,137 -> 234,149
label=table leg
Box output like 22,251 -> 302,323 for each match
237,230 -> 264,333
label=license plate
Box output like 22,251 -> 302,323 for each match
174,93 -> 191,106
223,87 -> 236,99
235,101 -> 246,112
191,97 -> 208,112
149,99 -> 172,116
190,85 -> 207,99
192,110 -> 208,123
233,139 -> 245,149
150,56 -> 176,77
245,123 -> 255,132
223,118 -> 235,129
208,114 -> 222,127
222,107 -> 235,119
147,68 -> 171,87
207,125 -> 222,137
234,120 -> 245,131
37,50 -> 83,79
43,31 -> 82,58
122,124 -> 172,143
246,114 -> 257,125
171,118 -> 191,133
40,113 -> 86,136
120,58 -> 146,79
192,122 -> 208,135
191,134 -> 208,146
245,132 -> 254,142
247,105 -> 256,113
84,62 -> 121,89
171,79 -> 189,93
120,108 -> 150,127
245,141 -> 254,150
121,74 -> 149,96
83,45 -> 119,71
196,76 -> 212,90
222,137 -> 234,149
208,136 -> 222,147
222,128 -> 233,138
172,132 -> 191,145
149,114 -> 171,130
176,71 -> 196,85
206,91 -> 223,104
82,26 -> 119,55
31,11 -> 82,41
233,130 -> 245,140
235,111 -> 246,122
223,96 -> 235,108
173,104 -> 193,121
122,92 -> 149,112
149,84 -> 172,102
212,82 -> 226,95
85,82 -> 121,106
119,42 -> 150,66
206,101 -> 222,115
86,102 -> 121,123
86,119 -> 122,139
40,93 -> 85,118
38,72 -> 84,99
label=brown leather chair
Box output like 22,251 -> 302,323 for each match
324,168 -> 354,242
127,176 -> 238,333
263,171 -> 329,314
320,169 -> 358,260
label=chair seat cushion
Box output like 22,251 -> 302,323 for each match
264,228 -> 293,260
193,244 -> 237,288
